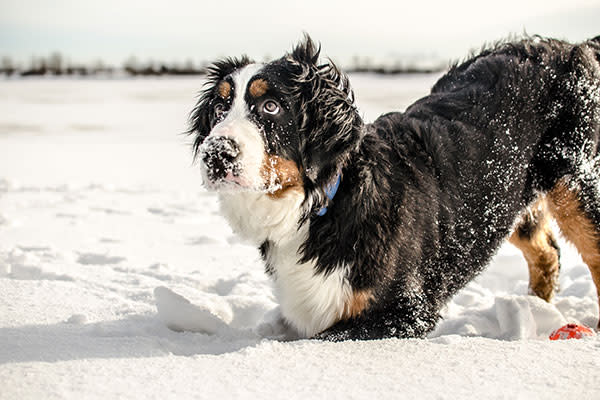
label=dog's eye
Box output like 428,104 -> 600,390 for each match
263,100 -> 280,115
214,103 -> 226,118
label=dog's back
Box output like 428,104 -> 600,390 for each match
319,36 -> 600,339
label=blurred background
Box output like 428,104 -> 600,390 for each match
1,0 -> 599,76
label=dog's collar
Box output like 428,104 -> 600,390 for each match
316,173 -> 341,217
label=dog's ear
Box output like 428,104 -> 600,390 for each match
189,56 -> 253,158
286,35 -> 364,207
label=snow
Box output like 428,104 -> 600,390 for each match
1,75 -> 600,399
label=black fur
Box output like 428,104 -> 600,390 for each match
264,39 -> 364,217
314,35 -> 600,340
190,35 -> 600,340
259,240 -> 274,276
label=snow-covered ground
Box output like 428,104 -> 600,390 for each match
1,75 -> 599,399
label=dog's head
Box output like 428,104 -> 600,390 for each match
189,35 -> 363,214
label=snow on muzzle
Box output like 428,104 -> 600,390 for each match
200,136 -> 242,187
199,118 -> 269,191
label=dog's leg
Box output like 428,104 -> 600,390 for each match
548,179 -> 600,329
509,198 -> 561,302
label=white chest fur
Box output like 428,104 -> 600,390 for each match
267,230 -> 352,337
218,191 -> 352,337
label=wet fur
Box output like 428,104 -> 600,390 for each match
190,35 -> 600,340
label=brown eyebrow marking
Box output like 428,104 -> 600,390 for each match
217,81 -> 232,98
249,78 -> 269,98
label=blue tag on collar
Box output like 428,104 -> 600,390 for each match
317,173 -> 341,217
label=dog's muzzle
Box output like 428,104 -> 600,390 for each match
200,136 -> 242,185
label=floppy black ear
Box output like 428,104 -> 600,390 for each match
286,35 -> 364,206
188,56 -> 253,157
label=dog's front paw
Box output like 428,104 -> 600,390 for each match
312,330 -> 352,342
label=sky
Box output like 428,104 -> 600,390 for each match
1,0 -> 599,67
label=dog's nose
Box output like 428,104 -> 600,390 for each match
200,136 -> 241,181
202,136 -> 240,162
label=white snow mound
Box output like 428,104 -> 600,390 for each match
154,286 -> 232,334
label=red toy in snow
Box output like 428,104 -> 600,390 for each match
549,324 -> 596,340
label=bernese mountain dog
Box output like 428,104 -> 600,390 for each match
189,35 -> 600,341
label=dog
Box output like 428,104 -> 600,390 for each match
188,35 -> 600,341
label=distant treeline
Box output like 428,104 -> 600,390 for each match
0,52 -> 445,78
345,65 -> 443,75
345,54 -> 445,75
0,53 -> 206,77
